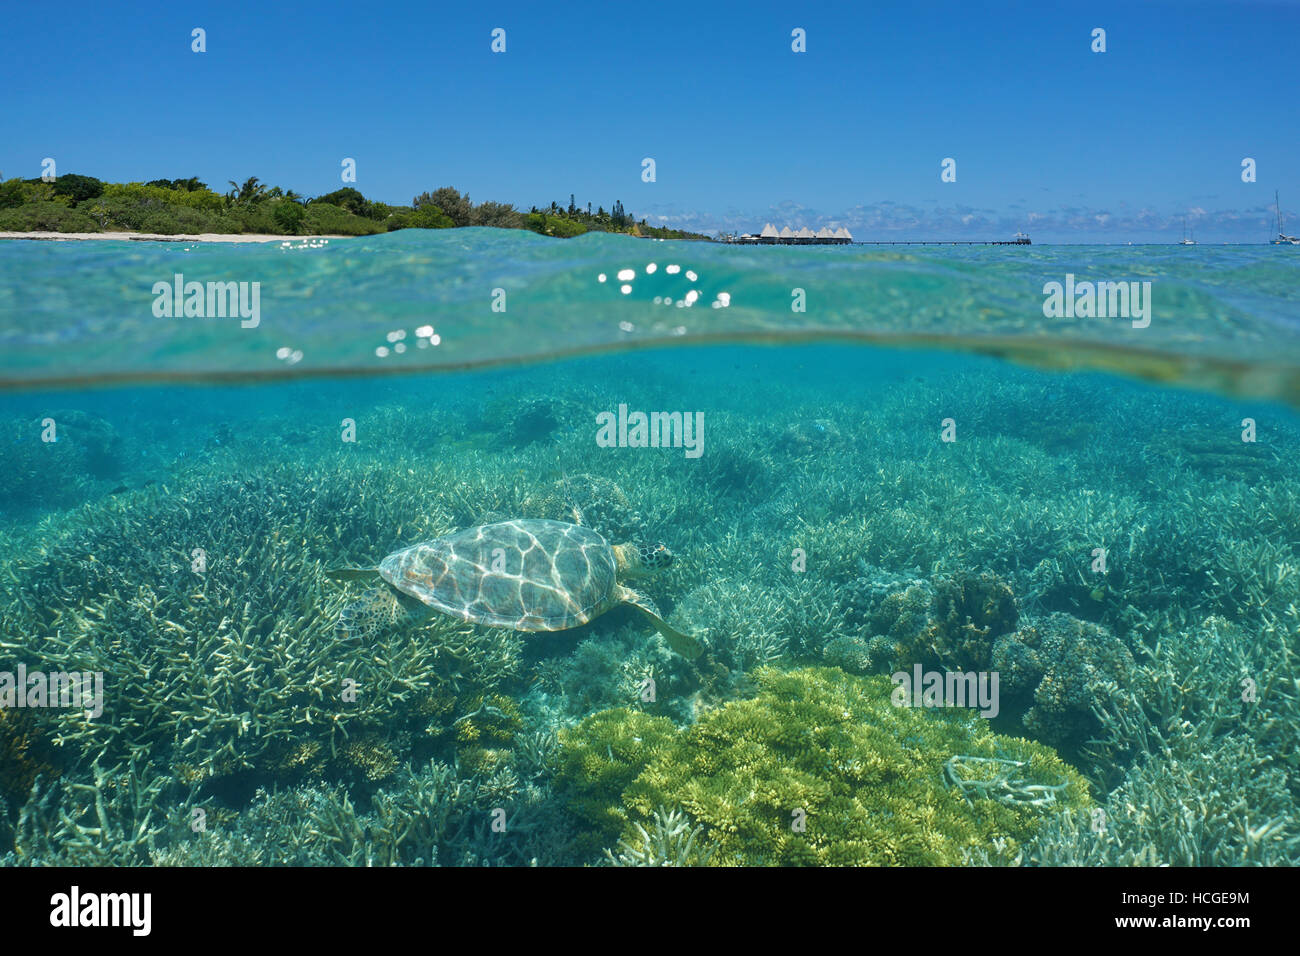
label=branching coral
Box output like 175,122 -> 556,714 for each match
557,666 -> 1090,866
943,755 -> 1071,808
604,806 -> 712,867
0,464 -> 523,800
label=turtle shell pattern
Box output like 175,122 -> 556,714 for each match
378,519 -> 618,632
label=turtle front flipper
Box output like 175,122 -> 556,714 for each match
339,585 -> 432,641
617,587 -> 704,660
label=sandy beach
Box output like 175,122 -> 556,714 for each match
0,231 -> 350,243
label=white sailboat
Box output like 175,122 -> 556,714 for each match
1179,217 -> 1196,246
1271,191 -> 1299,245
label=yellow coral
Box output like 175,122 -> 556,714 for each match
558,666 -> 1091,866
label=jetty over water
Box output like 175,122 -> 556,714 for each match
725,223 -> 1031,246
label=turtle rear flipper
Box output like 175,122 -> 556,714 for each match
339,585 -> 431,641
619,587 -> 704,660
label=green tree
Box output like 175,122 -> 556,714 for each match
0,178 -> 25,209
50,173 -> 104,205
469,200 -> 523,229
414,187 -> 472,226
226,177 -> 268,205
406,204 -> 455,229
272,200 -> 305,234
313,187 -> 372,218
146,177 -> 207,192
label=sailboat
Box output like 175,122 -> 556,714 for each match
1179,217 -> 1196,246
1271,191 -> 1299,245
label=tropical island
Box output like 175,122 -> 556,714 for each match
0,174 -> 712,241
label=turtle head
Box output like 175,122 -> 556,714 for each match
615,541 -> 674,577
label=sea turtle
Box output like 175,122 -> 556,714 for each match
326,518 -> 703,659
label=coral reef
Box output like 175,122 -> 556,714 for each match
894,570 -> 1018,671
991,612 -> 1137,751
2,349 -> 1297,867
1144,426 -> 1286,481
774,419 -> 842,458
821,633 -> 890,674
1,409 -> 123,512
528,628 -> 697,723
603,806 -> 712,866
4,756 -> 195,866
556,666 -> 1090,866
480,395 -> 581,449
522,472 -> 649,543
0,707 -> 62,811
836,566 -> 1019,674
0,465 -> 523,804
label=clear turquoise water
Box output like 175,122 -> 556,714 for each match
1,231 -> 1297,866
3,230 -> 1298,400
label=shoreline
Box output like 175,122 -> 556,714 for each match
0,231 -> 350,243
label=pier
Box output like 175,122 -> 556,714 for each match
852,237 -> 1031,246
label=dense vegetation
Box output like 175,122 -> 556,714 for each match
0,173 -> 710,240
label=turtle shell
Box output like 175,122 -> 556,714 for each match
378,519 -> 618,632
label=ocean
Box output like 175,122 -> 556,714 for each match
1,229 -> 1297,866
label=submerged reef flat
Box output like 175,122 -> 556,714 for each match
0,347 -> 1297,865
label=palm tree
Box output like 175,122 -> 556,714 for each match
226,176 -> 268,205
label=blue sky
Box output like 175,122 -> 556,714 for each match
2,0 -> 1298,242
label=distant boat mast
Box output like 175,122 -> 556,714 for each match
1272,191 -> 1299,245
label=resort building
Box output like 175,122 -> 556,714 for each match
729,223 -> 853,244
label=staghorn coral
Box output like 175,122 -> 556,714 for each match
556,666 -> 1090,866
1014,608 -> 1300,866
1144,426 -> 1286,482
689,438 -> 771,499
1000,732 -> 1299,866
152,761 -> 471,867
674,573 -> 835,668
4,755 -> 197,866
521,472 -> 649,543
7,754 -> 570,868
0,463 -> 523,801
603,806 -> 713,866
